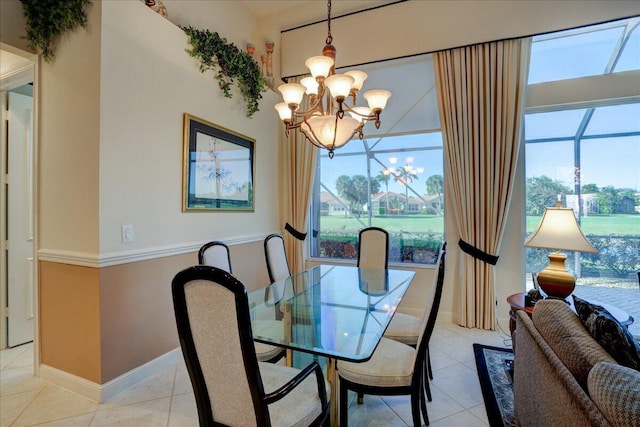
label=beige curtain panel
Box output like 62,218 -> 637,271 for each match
279,76 -> 318,275
434,38 -> 531,329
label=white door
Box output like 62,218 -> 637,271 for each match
7,90 -> 34,347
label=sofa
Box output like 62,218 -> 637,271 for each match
513,299 -> 640,427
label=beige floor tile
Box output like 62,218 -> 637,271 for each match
35,412 -> 95,427
167,392 -> 198,427
0,365 -> 49,397
429,409 -> 488,427
425,384 -> 466,423
0,343 -> 32,370
100,364 -> 177,409
11,386 -> 98,427
431,364 -> 484,409
345,394 -> 408,427
469,403 -> 489,425
172,364 -> 192,395
90,397 -> 171,427
428,347 -> 460,373
0,389 -> 39,427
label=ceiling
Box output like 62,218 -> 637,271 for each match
237,0 -> 397,29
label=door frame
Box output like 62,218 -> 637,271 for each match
0,43 -> 39,374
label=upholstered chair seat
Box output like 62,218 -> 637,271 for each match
338,338 -> 415,387
253,320 -> 286,362
384,313 -> 421,346
260,362 -> 331,427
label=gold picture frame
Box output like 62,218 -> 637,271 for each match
182,114 -> 255,212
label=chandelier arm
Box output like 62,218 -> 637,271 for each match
340,103 -> 378,119
291,95 -> 325,119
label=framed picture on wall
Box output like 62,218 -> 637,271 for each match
182,113 -> 255,212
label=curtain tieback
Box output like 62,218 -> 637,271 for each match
285,223 -> 307,241
458,239 -> 499,265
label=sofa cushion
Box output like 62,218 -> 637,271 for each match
588,361 -> 640,427
532,299 -> 616,390
573,295 -> 640,371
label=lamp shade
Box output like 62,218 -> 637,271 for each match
324,74 -> 355,99
300,76 -> 319,95
278,83 -> 306,106
274,103 -> 291,121
345,70 -> 368,91
364,89 -> 391,111
305,56 -> 334,79
524,207 -> 597,253
301,115 -> 359,149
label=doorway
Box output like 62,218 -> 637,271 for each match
1,46 -> 36,350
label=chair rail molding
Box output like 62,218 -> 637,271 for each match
38,233 -> 271,267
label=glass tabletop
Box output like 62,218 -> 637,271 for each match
248,265 -> 415,362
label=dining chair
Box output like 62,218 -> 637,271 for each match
172,265 -> 330,427
338,246 -> 446,426
198,240 -> 285,364
198,241 -> 232,273
264,233 -> 291,284
384,242 -> 447,388
357,227 -> 389,269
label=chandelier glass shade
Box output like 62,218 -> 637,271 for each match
275,0 -> 391,158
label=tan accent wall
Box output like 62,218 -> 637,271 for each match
40,239 -> 270,384
99,253 -> 192,382
40,261 -> 102,383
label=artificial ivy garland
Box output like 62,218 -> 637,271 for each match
182,26 -> 268,118
20,0 -> 91,62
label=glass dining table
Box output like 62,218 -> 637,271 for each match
247,264 -> 416,425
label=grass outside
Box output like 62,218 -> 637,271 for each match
526,214 -> 640,236
319,213 -> 639,236
320,214 -> 444,233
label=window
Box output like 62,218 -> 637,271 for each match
525,17 -> 640,333
309,55 -> 444,265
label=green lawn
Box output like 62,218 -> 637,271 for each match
319,215 -> 444,233
319,213 -> 639,236
526,214 -> 640,236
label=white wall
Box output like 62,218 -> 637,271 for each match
39,2 -> 102,254
98,1 -> 281,254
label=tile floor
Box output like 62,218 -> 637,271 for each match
1,320 -> 511,427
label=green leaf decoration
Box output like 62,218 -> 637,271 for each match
182,26 -> 268,118
20,0 -> 91,62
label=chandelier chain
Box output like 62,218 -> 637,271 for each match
326,0 -> 333,45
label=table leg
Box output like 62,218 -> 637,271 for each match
327,358 -> 339,426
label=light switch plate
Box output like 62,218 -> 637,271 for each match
122,224 -> 134,243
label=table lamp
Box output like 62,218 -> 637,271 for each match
524,205 -> 598,299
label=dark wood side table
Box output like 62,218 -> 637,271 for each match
507,293 -> 534,335
507,292 -> 634,336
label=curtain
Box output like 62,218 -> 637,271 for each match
434,38 -> 531,329
280,76 -> 318,275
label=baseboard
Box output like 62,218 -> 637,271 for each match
39,347 -> 181,402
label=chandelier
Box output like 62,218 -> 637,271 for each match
274,0 -> 391,158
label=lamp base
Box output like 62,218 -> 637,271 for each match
536,252 -> 575,299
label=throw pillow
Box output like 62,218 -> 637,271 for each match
588,361 -> 640,427
572,295 -> 640,371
